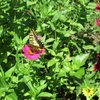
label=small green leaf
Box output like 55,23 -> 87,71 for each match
72,53 -> 89,67
83,45 -> 94,50
0,52 -> 7,64
48,3 -> 54,12
70,41 -> 81,53
41,4 -> 48,17
56,52 -> 63,58
47,21 -> 56,30
26,0 -> 38,6
38,92 -> 53,97
49,49 -> 56,56
14,34 -> 20,44
79,0 -> 90,5
74,67 -> 85,79
47,57 -> 59,67
45,38 -> 55,43
0,26 -> 3,37
86,2 -> 96,9
61,48 -> 69,52
5,67 -> 15,78
71,22 -> 84,30
52,12 -> 61,22
37,83 -> 47,93
58,68 -> 66,77
23,35 -> 29,44
53,38 -> 60,50
33,64 -> 45,68
0,76 -> 8,91
6,89 -> 18,100
23,76 -> 36,96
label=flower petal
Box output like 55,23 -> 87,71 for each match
23,44 -> 42,60
93,54 -> 100,71
95,4 -> 100,10
38,35 -> 42,39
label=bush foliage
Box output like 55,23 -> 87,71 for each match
0,0 -> 100,100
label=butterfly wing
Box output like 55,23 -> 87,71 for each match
29,29 -> 44,49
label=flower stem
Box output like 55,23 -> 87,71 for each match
90,88 -> 100,99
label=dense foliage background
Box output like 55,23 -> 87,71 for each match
0,0 -> 100,100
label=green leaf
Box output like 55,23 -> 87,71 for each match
26,0 -> 38,6
20,66 -> 30,74
41,3 -> 48,17
23,76 -> 36,96
45,38 -> 55,43
0,26 -> 3,37
48,2 -> 54,12
83,45 -> 94,50
37,83 -> 47,93
61,48 -> 69,52
22,35 -> 29,44
86,2 -> 96,9
5,90 -> 18,100
0,53 -> 6,64
66,30 -> 76,35
38,92 -> 53,98
52,12 -> 61,22
49,49 -> 56,56
13,6 -> 24,10
74,67 -> 85,79
71,22 -> 84,30
76,86 -> 82,96
58,68 -> 67,77
70,41 -> 81,53
47,57 -> 59,67
47,21 -> 56,30
56,52 -> 63,58
14,34 -> 21,44
32,64 -> 45,68
53,38 -> 60,50
0,65 -> 4,78
0,76 -> 8,91
79,0 -> 90,5
72,53 -> 89,67
5,67 -> 15,78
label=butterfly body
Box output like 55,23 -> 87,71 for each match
28,29 -> 44,49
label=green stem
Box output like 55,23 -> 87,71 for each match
90,88 -> 100,99
84,80 -> 89,99
55,31 -> 56,41
86,97 -> 90,100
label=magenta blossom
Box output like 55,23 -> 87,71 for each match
27,11 -> 31,14
23,45 -> 46,60
96,18 -> 100,26
93,55 -> 100,71
95,4 -> 100,10
38,35 -> 42,39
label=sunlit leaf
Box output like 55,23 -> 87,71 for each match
72,53 -> 89,67
47,57 -> 59,67
38,92 -> 53,97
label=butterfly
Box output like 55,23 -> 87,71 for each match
96,0 -> 100,4
28,29 -> 44,50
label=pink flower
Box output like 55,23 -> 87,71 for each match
93,55 -> 100,71
95,4 -> 100,10
41,49 -> 46,54
23,45 -> 46,60
96,18 -> 100,26
38,35 -> 42,39
27,11 -> 31,14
